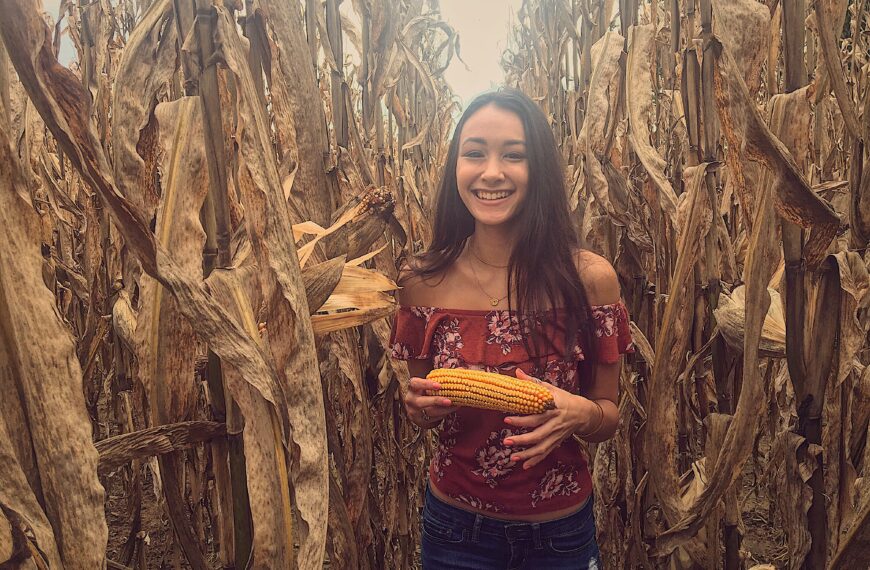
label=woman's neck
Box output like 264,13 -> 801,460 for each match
468,224 -> 517,268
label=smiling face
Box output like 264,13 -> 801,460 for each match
455,104 -> 529,230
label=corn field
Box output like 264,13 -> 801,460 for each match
0,0 -> 867,568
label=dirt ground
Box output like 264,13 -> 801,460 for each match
104,459 -> 218,569
740,466 -> 789,567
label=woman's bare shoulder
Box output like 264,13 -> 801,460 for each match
396,256 -> 451,307
572,249 -> 621,306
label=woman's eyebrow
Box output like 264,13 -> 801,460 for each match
461,137 -> 488,146
460,137 -> 527,146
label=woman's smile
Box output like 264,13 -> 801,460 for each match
472,189 -> 516,202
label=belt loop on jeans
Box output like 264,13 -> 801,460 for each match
531,522 -> 542,549
471,514 -> 483,542
471,514 -> 483,543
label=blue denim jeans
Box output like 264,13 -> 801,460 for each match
421,487 -> 602,569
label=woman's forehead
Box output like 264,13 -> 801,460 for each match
459,105 -> 525,142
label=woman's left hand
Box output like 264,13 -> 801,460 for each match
501,369 -> 592,470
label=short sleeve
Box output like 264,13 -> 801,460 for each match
591,302 -> 634,364
389,306 -> 439,361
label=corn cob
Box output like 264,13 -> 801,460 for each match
426,368 -> 555,414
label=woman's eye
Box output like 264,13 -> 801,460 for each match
462,150 -> 484,158
505,153 -> 527,161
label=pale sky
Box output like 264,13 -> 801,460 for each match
43,0 -> 519,107
439,0 -> 522,107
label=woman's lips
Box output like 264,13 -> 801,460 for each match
473,190 -> 514,203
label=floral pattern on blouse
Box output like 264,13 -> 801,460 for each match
543,358 -> 576,391
572,340 -> 585,361
451,494 -> 504,513
530,462 -> 584,507
432,318 -> 467,369
591,304 -> 619,337
485,311 -> 525,355
410,305 -> 437,324
432,413 -> 460,481
468,362 -> 503,374
389,342 -> 412,360
591,303 -> 635,352
473,428 -> 525,488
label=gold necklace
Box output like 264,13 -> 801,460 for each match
469,239 -> 509,269
468,250 -> 509,307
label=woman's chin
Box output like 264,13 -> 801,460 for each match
471,213 -> 516,228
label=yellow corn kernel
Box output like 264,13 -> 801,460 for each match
425,368 -> 555,414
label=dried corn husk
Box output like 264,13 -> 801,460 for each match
713,285 -> 787,357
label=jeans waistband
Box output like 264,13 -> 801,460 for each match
424,486 -> 593,540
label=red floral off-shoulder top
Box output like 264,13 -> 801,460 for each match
389,303 -> 634,516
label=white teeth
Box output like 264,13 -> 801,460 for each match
476,191 -> 511,201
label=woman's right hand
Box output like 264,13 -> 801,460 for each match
404,377 -> 460,428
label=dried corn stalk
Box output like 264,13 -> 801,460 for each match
3,0 -> 869,568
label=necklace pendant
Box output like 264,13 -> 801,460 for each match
490,298 -> 499,306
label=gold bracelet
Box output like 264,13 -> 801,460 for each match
576,400 -> 605,439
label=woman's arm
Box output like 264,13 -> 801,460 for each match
573,253 -> 622,442
407,359 -> 434,380
572,365 -> 619,442
396,264 -> 458,428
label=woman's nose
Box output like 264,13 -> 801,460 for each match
481,157 -> 505,182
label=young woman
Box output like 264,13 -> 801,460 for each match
389,89 -> 633,569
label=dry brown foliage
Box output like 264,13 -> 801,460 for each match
0,0 -> 868,569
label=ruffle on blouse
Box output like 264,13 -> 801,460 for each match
388,302 -> 634,367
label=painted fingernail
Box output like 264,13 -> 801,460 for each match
511,455 -> 520,462
504,439 -> 514,446
441,399 -> 451,406
504,417 -> 513,425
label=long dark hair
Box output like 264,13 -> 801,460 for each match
404,88 -> 595,369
